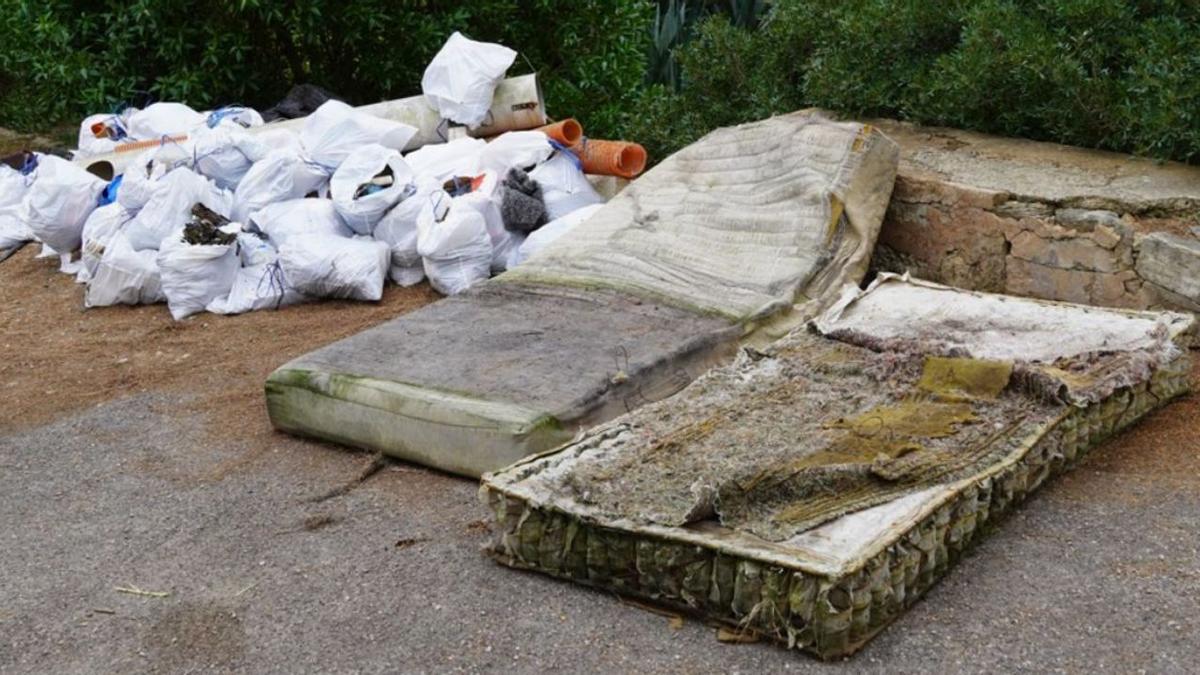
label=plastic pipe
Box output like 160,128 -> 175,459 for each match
571,139 -> 647,179
78,74 -> 546,180
538,119 -> 583,147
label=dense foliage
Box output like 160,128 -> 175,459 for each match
630,0 -> 1200,164
1,0 -> 1197,165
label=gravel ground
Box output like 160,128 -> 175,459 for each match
2,383 -> 1197,674
1,249 -> 1197,673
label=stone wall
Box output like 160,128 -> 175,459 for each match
867,118 -> 1200,313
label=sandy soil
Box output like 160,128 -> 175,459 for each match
0,245 -> 439,437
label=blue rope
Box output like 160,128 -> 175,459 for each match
206,105 -> 252,129
547,139 -> 584,171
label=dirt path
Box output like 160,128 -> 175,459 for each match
0,245 -> 439,438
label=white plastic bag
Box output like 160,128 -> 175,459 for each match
206,262 -> 304,315
237,230 -> 278,266
125,168 -> 232,250
126,102 -> 205,140
85,232 -> 165,307
301,100 -> 418,171
205,106 -> 264,130
452,171 -> 517,273
77,203 -> 133,283
156,236 -> 240,320
118,144 -> 195,212
511,203 -> 603,267
279,234 -> 390,301
374,179 -> 439,286
403,137 -> 485,183
255,128 -> 305,155
21,155 -> 106,253
330,144 -> 415,235
527,152 -> 604,220
191,127 -> 270,190
76,113 -> 119,157
231,149 -> 329,222
421,32 -> 517,126
0,165 -> 33,258
416,191 -> 493,295
247,198 -> 350,249
477,131 -> 553,174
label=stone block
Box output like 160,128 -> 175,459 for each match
1136,233 -> 1200,304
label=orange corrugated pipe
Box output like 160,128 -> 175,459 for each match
112,135 -> 189,154
571,139 -> 647,179
538,118 -> 583,147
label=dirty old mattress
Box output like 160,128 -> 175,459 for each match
266,112 -> 900,477
481,277 -> 1193,659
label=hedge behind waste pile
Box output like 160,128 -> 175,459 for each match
2,0 -> 1198,167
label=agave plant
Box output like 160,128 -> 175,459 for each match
646,0 -> 694,90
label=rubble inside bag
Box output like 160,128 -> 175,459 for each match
330,144 -> 415,235
480,279 -> 1193,659
451,171 -> 517,273
422,31 -> 518,126
124,167 -> 232,251
157,204 -> 241,320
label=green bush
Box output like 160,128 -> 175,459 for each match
0,0 -> 651,141
1,0 -> 1197,167
632,0 -> 1200,164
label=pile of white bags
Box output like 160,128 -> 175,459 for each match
15,31 -> 618,320
422,32 -> 517,126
